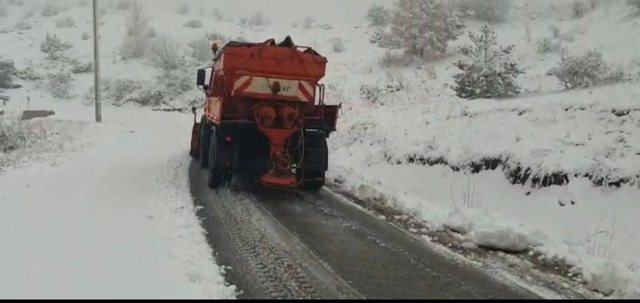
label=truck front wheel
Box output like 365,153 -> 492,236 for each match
200,119 -> 211,169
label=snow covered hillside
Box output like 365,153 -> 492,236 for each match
1,0 -> 639,299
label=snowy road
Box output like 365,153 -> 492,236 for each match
190,164 -> 543,299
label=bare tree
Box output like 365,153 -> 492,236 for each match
120,1 -> 152,59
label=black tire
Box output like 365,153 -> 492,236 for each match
208,129 -> 232,189
301,133 -> 327,192
302,171 -> 325,192
200,119 -> 211,169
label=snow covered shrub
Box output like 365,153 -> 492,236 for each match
205,30 -> 228,43
175,3 -> 189,15
0,117 -> 27,153
56,17 -> 75,28
536,38 -> 562,55
146,27 -> 157,38
0,58 -> 17,88
120,1 -> 151,59
380,0 -> 465,58
16,66 -> 43,81
149,36 -> 185,71
47,72 -> 73,99
40,33 -> 72,61
183,19 -> 202,28
549,24 -> 561,38
240,12 -> 270,27
81,32 -> 90,40
41,3 -> 60,17
369,30 -> 383,44
571,0 -> 590,19
459,0 -> 511,24
14,21 -> 32,30
628,0 -> 640,13
366,3 -> 390,27
359,85 -> 382,103
453,25 -> 524,100
330,38 -> 345,53
23,9 -> 34,19
189,39 -> 212,63
547,50 -> 614,90
109,79 -> 142,106
302,16 -> 316,29
116,0 -> 131,10
70,59 -> 93,74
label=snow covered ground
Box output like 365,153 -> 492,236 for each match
1,0 -> 639,299
0,102 -> 236,298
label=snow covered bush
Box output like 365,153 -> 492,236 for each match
108,79 -> 142,106
547,50 -> 617,90
40,33 -> 72,61
70,59 -> 93,74
369,30 -> 383,44
536,38 -> 562,55
0,117 -> 27,153
366,3 -> 390,27
14,21 -> 32,30
239,13 -> 270,28
0,58 -> 17,88
183,19 -> 202,28
572,0 -> 590,19
146,27 -> 157,38
81,32 -> 90,40
56,17 -> 75,28
149,36 -> 185,71
458,0 -> 511,24
380,0 -> 465,58
23,9 -> 34,19
16,66 -> 43,81
189,39 -> 212,63
175,3 -> 189,15
120,1 -> 151,59
205,30 -> 228,44
330,37 -> 345,53
359,85 -> 382,104
453,25 -> 525,100
47,72 -> 73,99
41,3 -> 60,17
116,0 -> 131,10
302,16 -> 316,29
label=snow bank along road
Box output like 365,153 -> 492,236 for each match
191,164 -> 553,299
0,107 -> 235,299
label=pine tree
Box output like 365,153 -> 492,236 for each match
380,0 -> 464,58
453,25 -> 524,99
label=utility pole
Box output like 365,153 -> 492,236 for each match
93,0 -> 102,123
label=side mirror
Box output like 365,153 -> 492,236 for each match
191,106 -> 197,114
196,69 -> 206,86
203,84 -> 209,91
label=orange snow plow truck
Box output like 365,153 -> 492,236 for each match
189,36 -> 339,191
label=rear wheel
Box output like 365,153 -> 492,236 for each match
302,171 -> 325,192
298,131 -> 328,192
200,119 -> 211,169
208,128 -> 233,189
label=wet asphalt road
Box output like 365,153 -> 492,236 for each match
189,162 -> 541,299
